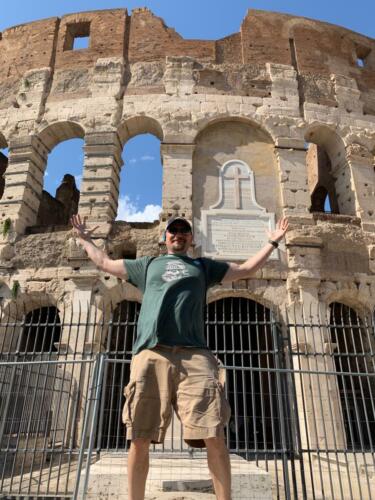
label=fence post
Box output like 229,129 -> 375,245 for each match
73,355 -> 102,500
81,353 -> 106,498
271,313 -> 292,499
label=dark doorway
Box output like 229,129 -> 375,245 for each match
99,300 -> 140,450
205,297 -> 283,457
330,302 -> 375,450
20,307 -> 61,355
2,307 -> 61,439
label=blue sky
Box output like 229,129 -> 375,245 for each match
1,1 -> 373,221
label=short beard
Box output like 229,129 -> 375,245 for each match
169,240 -> 189,254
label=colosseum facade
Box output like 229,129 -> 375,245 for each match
0,7 -> 374,500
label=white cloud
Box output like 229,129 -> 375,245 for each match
116,195 -> 161,222
129,158 -> 137,164
45,171 -> 49,177
140,154 -> 155,161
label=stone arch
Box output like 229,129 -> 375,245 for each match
325,292 -> 373,320
118,116 -> 164,146
193,115 -> 275,144
102,281 -> 142,311
0,294 -> 62,355
305,124 -> 355,215
345,134 -> 375,156
207,288 -> 280,313
193,117 -> 279,227
283,18 -> 325,39
33,121 -> 85,227
38,121 -> 86,151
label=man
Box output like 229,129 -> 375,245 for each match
71,213 -> 288,500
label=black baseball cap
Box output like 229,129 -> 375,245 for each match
165,217 -> 192,232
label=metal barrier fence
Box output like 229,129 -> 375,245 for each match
0,298 -> 374,499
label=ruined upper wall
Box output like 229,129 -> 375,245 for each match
0,7 -> 374,110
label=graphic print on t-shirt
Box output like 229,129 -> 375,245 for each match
162,260 -> 190,282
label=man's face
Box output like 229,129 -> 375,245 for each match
165,223 -> 193,254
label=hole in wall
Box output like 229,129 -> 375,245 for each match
64,21 -> 91,51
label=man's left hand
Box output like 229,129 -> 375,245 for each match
266,216 -> 289,243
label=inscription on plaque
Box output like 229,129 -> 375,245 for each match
198,159 -> 278,260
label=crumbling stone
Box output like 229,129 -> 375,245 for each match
0,6 -> 373,318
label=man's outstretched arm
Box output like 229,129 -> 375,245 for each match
222,217 -> 288,282
70,214 -> 127,279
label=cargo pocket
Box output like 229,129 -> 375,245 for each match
178,377 -> 230,429
122,381 -> 136,425
215,380 -> 231,425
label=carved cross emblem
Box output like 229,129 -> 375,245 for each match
224,166 -> 248,209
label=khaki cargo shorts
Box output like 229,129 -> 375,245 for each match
122,345 -> 231,448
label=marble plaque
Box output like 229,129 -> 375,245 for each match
202,211 -> 277,260
198,159 -> 278,261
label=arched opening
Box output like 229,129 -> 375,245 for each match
310,184 -> 335,213
2,306 -> 62,452
0,134 -> 8,201
305,127 -> 354,216
116,117 -> 163,224
206,297 -> 284,456
118,133 -> 162,223
329,302 -> 375,450
33,122 -> 84,229
20,306 -> 61,355
99,300 -> 140,449
36,139 -> 83,228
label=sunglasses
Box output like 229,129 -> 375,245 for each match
167,226 -> 191,235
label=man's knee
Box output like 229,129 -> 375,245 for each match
130,438 -> 151,453
204,436 -> 228,451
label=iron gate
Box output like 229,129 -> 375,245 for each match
0,299 -> 374,499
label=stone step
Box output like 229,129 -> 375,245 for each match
81,452 -> 273,500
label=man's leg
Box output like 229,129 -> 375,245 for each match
205,437 -> 232,500
127,438 -> 151,500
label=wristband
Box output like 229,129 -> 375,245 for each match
268,239 -> 279,249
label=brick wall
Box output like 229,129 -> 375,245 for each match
0,8 -> 374,102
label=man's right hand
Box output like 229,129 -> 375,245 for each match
70,214 -> 128,279
70,214 -> 99,241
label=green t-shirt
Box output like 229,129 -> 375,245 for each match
124,254 -> 229,354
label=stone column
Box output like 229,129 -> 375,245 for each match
274,143 -> 313,224
79,131 -> 123,231
160,143 -> 195,228
286,278 -> 346,452
0,135 -> 48,235
345,143 -> 375,232
59,278 -> 98,447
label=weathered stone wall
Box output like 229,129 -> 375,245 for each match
0,7 -> 373,324
0,8 -> 374,106
193,121 -> 279,215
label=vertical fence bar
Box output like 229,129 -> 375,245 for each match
73,357 -> 100,500
271,312 -> 291,499
81,353 -> 106,498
